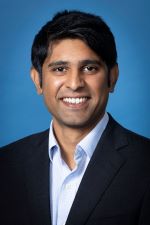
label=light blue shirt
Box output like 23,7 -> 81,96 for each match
48,113 -> 109,225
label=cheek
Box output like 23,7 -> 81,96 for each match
89,78 -> 108,97
43,76 -> 64,97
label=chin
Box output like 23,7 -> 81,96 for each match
60,119 -> 95,129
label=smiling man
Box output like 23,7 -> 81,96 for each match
0,10 -> 150,225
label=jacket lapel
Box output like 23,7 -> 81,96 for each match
23,130 -> 51,225
66,116 -> 128,225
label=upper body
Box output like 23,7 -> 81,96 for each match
0,114 -> 150,225
0,10 -> 150,225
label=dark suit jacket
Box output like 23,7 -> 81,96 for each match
0,115 -> 150,225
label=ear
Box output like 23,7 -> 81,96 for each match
109,64 -> 119,93
30,67 -> 43,95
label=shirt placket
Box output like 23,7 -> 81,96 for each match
57,149 -> 86,225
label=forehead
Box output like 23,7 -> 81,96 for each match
47,38 -> 101,61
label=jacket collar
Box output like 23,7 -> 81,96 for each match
23,129 -> 51,225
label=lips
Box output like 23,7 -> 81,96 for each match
62,97 -> 88,104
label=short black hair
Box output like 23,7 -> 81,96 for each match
31,10 -> 117,79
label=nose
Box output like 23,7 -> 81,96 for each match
65,70 -> 85,91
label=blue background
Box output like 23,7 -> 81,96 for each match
0,0 -> 150,147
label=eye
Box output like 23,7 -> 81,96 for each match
52,66 -> 67,72
82,65 -> 99,74
50,66 -> 69,75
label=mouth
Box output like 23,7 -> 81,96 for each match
59,96 -> 90,108
62,97 -> 88,104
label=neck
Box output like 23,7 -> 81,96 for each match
52,113 -> 105,169
52,121 -> 94,170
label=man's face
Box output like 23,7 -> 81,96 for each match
31,39 -> 118,131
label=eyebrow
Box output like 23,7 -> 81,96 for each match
48,61 -> 68,68
48,59 -> 102,68
79,59 -> 102,66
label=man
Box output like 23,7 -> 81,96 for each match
0,10 -> 150,225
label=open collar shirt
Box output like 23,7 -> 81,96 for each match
48,112 -> 109,225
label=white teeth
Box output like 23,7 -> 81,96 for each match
63,97 -> 87,104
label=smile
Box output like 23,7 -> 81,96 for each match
62,97 -> 88,104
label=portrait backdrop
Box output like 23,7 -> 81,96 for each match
0,0 -> 150,147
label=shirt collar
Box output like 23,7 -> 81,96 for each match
48,112 -> 109,161
77,112 -> 109,159
48,123 -> 59,162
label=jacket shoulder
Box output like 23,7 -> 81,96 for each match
121,125 -> 149,149
108,114 -> 150,152
0,129 -> 49,164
